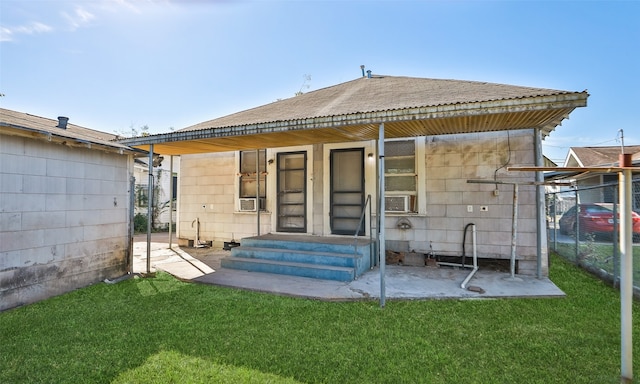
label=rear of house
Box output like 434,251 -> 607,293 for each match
122,74 -> 588,279
177,130 -> 543,273
0,108 -> 138,311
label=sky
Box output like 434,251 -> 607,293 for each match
1,0 -> 638,164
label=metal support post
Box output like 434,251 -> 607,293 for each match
378,123 -> 386,308
146,144 -> 154,275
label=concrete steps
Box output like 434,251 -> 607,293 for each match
221,234 -> 374,281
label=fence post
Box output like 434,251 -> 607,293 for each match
553,193 -> 558,251
613,189 -> 619,288
574,187 -> 579,265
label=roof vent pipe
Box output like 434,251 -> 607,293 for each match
360,65 -> 365,77
366,70 -> 372,79
56,116 -> 69,129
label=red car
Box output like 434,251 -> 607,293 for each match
558,203 -> 640,242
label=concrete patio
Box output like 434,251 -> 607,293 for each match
132,234 -> 565,301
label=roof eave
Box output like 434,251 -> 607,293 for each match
1,124 -> 143,155
120,92 -> 588,148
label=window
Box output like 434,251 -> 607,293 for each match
239,150 -> 267,209
384,140 -> 416,212
135,184 -> 149,207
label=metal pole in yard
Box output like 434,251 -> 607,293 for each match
612,192 -> 619,288
574,187 -> 579,265
378,123 -> 386,308
507,183 -> 519,280
535,128 -> 543,279
128,175 -> 135,274
619,164 -> 633,383
169,155 -> 174,249
146,144 -> 154,275
553,193 -> 558,251
256,149 -> 260,236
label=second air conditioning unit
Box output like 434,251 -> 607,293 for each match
385,195 -> 410,212
239,198 -> 265,212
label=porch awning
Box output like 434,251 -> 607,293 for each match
119,75 -> 588,155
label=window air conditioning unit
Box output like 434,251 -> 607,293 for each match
239,198 -> 257,212
239,198 -> 265,212
385,195 -> 410,212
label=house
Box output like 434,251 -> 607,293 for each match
132,156 -> 179,231
562,145 -> 640,210
0,108 -> 140,311
121,73 -> 588,279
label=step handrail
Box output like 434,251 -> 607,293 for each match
354,194 -> 375,268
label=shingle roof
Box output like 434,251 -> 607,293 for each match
0,108 -> 133,152
120,74 -> 587,155
182,75 -> 580,131
570,145 -> 640,166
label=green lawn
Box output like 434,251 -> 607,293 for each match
1,254 -> 639,384
553,241 -> 640,282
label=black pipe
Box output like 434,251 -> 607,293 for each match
462,223 -> 475,268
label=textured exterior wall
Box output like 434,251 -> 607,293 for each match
0,134 -> 131,311
177,129 -> 546,276
392,129 -> 544,275
177,152 -> 270,245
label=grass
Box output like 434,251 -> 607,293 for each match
553,240 -> 640,282
1,254 -> 639,383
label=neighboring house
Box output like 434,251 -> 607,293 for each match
563,145 -> 640,210
133,156 -> 179,230
121,74 -> 588,278
0,108 -> 140,311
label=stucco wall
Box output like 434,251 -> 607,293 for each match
0,134 -> 131,311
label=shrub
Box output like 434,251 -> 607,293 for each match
134,213 -> 147,233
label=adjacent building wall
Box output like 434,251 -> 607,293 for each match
0,134 -> 132,311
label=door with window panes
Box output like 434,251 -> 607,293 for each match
330,148 -> 365,235
277,151 -> 307,232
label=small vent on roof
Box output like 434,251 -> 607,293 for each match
56,116 -> 69,129
366,70 -> 372,79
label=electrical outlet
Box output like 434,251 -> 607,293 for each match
467,205 -> 473,212
480,206 -> 488,212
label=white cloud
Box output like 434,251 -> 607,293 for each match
0,22 -> 53,42
106,0 -> 143,14
0,27 -> 12,42
61,7 -> 96,30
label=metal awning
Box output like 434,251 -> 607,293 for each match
121,96 -> 586,156
119,76 -> 588,155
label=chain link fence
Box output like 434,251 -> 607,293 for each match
546,178 -> 640,292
